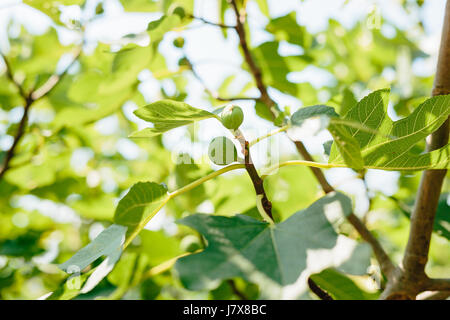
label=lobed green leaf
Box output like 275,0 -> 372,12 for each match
131,100 -> 216,137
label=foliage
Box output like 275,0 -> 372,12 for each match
0,0 -> 448,301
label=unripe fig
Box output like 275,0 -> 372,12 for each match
173,37 -> 185,48
208,136 -> 238,166
95,3 -> 104,15
220,105 -> 244,130
178,57 -> 190,68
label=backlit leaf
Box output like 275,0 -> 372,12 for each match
131,100 -> 216,137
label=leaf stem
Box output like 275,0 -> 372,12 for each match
256,194 -> 274,224
123,164 -> 246,248
143,251 -> 199,278
123,197 -> 171,249
249,125 -> 289,147
169,163 -> 246,198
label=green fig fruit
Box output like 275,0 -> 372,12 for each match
178,57 -> 190,68
208,136 -> 238,166
173,37 -> 185,48
220,105 -> 244,130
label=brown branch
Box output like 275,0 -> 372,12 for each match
401,0 -> 450,281
307,277 -> 334,300
234,129 -> 273,220
0,53 -> 29,99
228,0 -> 275,108
0,97 -> 33,180
380,1 -> 450,300
293,141 -> 334,193
227,0 -> 394,279
347,213 -> 395,276
0,49 -> 81,180
426,278 -> 450,292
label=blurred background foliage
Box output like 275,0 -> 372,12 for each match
0,0 -> 448,300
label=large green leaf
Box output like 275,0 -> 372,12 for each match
58,224 -> 127,294
251,41 -> 311,97
290,105 -> 364,170
59,224 -> 127,272
175,192 -> 356,297
329,89 -> 450,170
147,13 -> 183,44
114,182 -> 169,236
112,45 -> 152,74
265,12 -> 312,49
130,100 -> 216,137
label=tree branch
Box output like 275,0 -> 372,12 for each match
402,0 -> 450,280
426,278 -> 450,292
0,48 -> 81,180
347,213 -> 396,276
293,141 -> 334,193
234,129 -> 273,220
228,0 -> 274,108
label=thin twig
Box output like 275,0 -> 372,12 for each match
189,14 -> 237,29
0,48 -> 82,180
186,56 -> 260,102
234,129 -> 273,220
32,48 -> 82,101
293,141 -> 335,193
347,213 -> 396,276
